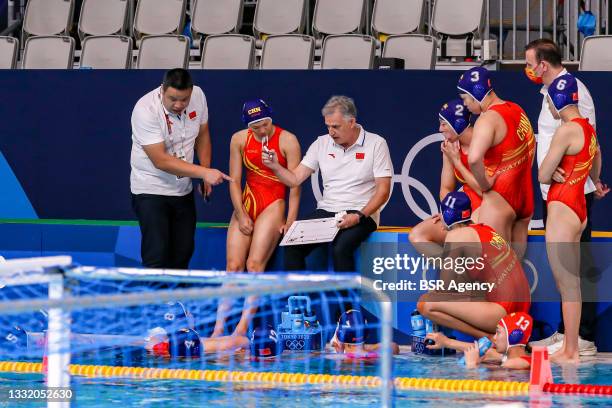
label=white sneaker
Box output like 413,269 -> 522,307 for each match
529,331 -> 564,348
547,336 -> 598,356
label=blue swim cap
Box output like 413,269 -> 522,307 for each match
250,326 -> 281,358
439,99 -> 471,136
457,67 -> 493,103
168,328 -> 202,357
440,191 -> 472,227
242,99 -> 273,126
547,74 -> 579,113
1,325 -> 27,352
336,309 -> 368,344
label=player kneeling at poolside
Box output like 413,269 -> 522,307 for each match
330,310 -> 400,358
426,312 -> 533,370
417,191 -> 531,339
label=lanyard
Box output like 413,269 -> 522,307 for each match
160,96 -> 186,158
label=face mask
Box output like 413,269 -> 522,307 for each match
524,64 -> 543,84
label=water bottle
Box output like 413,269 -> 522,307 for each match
290,308 -> 303,332
280,305 -> 290,332
425,319 -> 439,334
411,310 -> 426,337
458,337 -> 492,365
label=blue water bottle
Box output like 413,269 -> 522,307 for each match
411,310 -> 426,337
458,337 -> 492,365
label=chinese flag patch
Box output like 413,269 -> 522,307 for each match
355,152 -> 365,160
461,210 -> 471,218
189,111 -> 197,120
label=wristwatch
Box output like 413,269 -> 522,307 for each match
355,211 -> 366,221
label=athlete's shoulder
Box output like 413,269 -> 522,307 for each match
230,129 -> 249,145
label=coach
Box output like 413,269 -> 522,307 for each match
525,39 -> 608,355
262,95 -> 393,272
130,68 -> 230,269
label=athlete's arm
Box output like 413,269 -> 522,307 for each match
501,356 -> 530,370
468,115 -> 497,191
590,145 -> 602,184
281,132 -> 303,231
360,177 -> 391,218
440,149 -> 457,200
538,126 -> 571,184
228,132 -> 249,218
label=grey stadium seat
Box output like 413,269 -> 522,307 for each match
0,37 -> 19,69
431,0 -> 485,57
80,35 -> 133,69
260,35 -> 314,69
200,34 -> 255,69
78,0 -> 129,40
191,0 -> 243,46
372,0 -> 425,40
383,34 -> 436,69
253,0 -> 307,39
134,0 -> 187,40
579,35 -> 612,71
136,35 -> 189,69
22,0 -> 74,39
321,34 -> 376,69
22,36 -> 75,69
313,0 -> 366,37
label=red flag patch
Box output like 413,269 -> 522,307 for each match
355,152 -> 365,160
461,210 -> 471,219
189,110 -> 197,120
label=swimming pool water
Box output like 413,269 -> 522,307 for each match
1,351 -> 611,407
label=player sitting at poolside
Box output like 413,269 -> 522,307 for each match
425,312 -> 533,370
417,191 -> 531,339
330,310 -> 400,357
410,99 -> 481,258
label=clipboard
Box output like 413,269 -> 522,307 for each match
279,217 -> 340,246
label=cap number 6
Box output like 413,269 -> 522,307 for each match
556,79 -> 567,90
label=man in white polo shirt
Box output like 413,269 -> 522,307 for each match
131,68 -> 231,269
262,95 -> 393,272
524,39 -> 609,355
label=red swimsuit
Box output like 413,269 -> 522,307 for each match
547,118 -> 597,223
485,102 -> 536,219
454,148 -> 482,211
242,126 -> 287,221
467,224 -> 531,314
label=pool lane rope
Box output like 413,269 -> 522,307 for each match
1,361 -> 611,395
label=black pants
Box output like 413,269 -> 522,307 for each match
284,209 -> 378,272
132,192 -> 196,269
542,192 -> 597,342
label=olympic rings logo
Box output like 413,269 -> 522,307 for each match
285,340 -> 305,350
309,132 -> 544,228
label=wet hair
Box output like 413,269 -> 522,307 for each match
525,39 -> 563,67
162,68 -> 193,91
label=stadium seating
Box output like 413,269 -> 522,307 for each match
313,0 -> 367,38
200,34 -> 255,69
383,34 -> 436,69
371,0 -> 425,40
80,35 -> 133,69
191,0 -> 243,47
133,0 -> 187,41
22,0 -> 75,40
22,36 -> 75,69
0,36 -> 19,69
253,0 -> 307,39
260,34 -> 314,69
321,34 -> 376,69
579,35 -> 612,71
431,0 -> 485,58
78,0 -> 129,40
136,35 -> 190,69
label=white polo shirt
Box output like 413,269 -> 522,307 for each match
301,126 -> 393,225
537,69 -> 596,200
130,86 -> 209,196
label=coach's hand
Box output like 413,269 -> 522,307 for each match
337,213 -> 360,229
261,148 -> 281,171
203,168 -> 232,186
